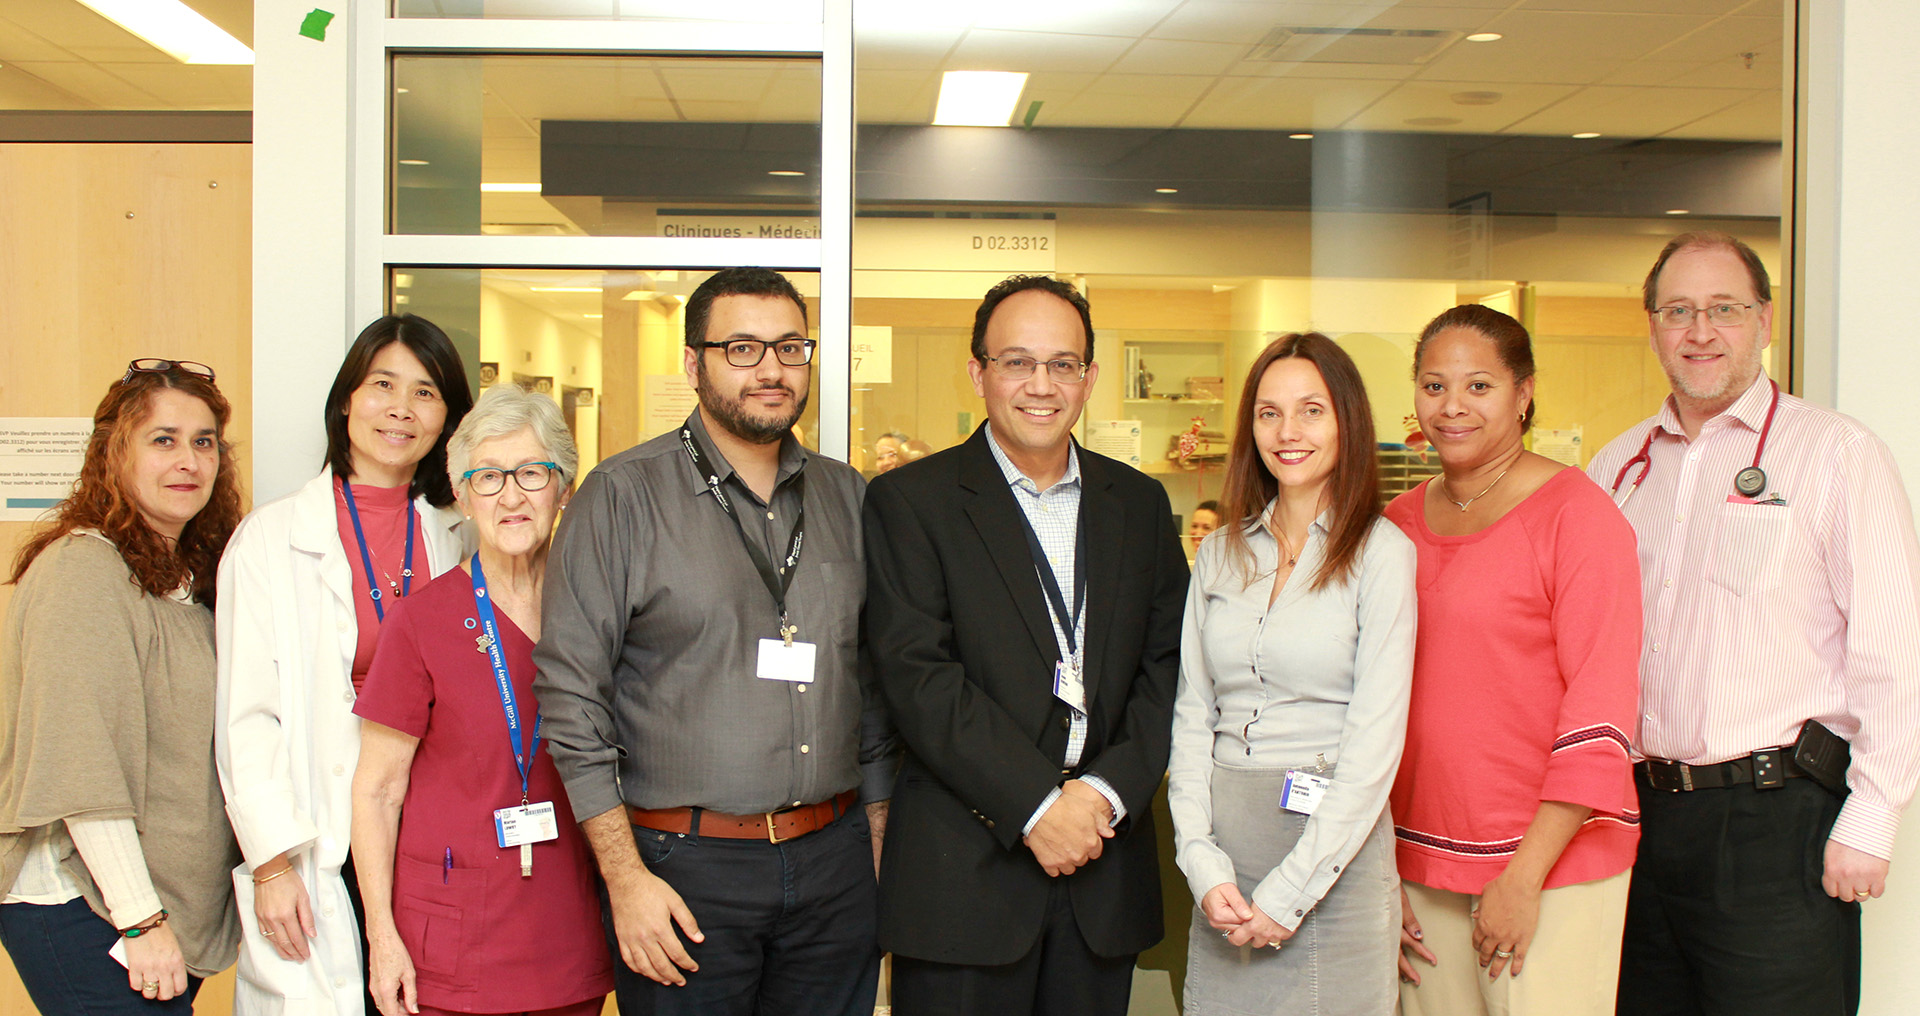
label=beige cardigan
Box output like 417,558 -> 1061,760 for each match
0,533 -> 241,976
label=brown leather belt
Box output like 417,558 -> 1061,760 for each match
628,789 -> 858,844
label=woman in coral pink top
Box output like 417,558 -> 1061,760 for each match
1387,305 -> 1642,1016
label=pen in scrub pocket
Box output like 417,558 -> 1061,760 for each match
443,847 -> 451,884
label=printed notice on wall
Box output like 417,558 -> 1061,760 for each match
0,418 -> 91,522
642,375 -> 701,441
851,326 -> 893,385
1533,426 -> 1583,467
1085,420 -> 1143,469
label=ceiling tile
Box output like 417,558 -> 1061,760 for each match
1041,73 -> 1214,128
0,62 -> 85,108
1343,79 -> 1580,132
856,68 -> 938,123
945,29 -> 1134,74
9,59 -> 162,107
0,16 -> 76,63
1182,76 -> 1397,130
97,62 -> 248,108
1502,84 -> 1762,137
1153,1 -> 1500,46
964,0 -> 1183,37
1659,91 -> 1782,141
1110,39 -> 1246,76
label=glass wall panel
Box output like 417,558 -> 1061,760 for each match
852,1 -> 1786,546
390,267 -> 822,478
391,55 -> 822,236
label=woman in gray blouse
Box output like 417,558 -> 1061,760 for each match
1168,333 -> 1419,1015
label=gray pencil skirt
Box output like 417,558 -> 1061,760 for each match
1182,764 -> 1401,1016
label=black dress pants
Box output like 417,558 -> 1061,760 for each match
1617,773 -> 1860,1016
891,877 -> 1136,1016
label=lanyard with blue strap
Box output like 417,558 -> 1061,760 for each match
341,478 -> 415,622
471,553 -> 550,876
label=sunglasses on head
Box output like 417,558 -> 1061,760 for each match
121,358 -> 216,384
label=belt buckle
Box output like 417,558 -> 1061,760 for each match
1645,760 -> 1691,792
765,811 -> 788,844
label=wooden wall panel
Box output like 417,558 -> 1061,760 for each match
0,142 -> 250,1015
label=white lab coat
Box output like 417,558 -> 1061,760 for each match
215,469 -> 466,1016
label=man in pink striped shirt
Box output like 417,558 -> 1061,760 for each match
1588,231 -> 1920,1016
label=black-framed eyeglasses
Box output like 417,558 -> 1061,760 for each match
1651,303 -> 1758,329
697,338 -> 817,368
461,461 -> 560,496
121,358 -> 215,384
983,355 -> 1090,383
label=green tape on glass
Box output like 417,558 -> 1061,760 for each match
300,9 -> 335,41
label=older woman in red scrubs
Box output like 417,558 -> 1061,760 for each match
349,383 -> 612,1016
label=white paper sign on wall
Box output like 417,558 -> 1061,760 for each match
0,418 -> 91,522
852,325 -> 893,385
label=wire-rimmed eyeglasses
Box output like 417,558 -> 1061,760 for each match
982,355 -> 1090,383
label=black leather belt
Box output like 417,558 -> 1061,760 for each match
1637,748 -> 1808,792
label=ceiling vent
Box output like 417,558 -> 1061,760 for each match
1250,26 -> 1458,65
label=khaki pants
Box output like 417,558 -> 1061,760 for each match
1398,869 -> 1629,1016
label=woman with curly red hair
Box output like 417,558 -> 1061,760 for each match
0,360 -> 245,1014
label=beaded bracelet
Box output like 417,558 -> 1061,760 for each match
121,910 -> 169,938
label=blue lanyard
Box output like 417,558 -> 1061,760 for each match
341,478 -> 415,623
471,553 -> 540,803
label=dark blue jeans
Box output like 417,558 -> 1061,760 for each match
605,807 -> 879,1016
0,898 -> 201,1016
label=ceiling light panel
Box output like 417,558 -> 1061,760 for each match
933,71 -> 1029,126
74,0 -> 253,65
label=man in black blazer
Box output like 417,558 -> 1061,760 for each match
863,275 -> 1188,1015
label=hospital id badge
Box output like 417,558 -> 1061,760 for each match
757,638 -> 817,683
494,801 -> 559,848
1279,771 -> 1332,815
1052,660 -> 1087,712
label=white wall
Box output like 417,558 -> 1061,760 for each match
1805,3 -> 1920,1011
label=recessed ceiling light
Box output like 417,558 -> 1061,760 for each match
1666,209 -> 1690,215
1466,32 -> 1503,43
583,313 -> 603,319
1289,132 -> 1314,140
481,182 -> 541,193
76,0 -> 253,64
394,273 -> 414,289
1155,187 -> 1178,194
768,170 -> 806,177
394,294 -> 410,305
1572,132 -> 1601,139
933,71 -> 1029,127
531,286 -> 602,293
396,87 -> 409,94
398,159 -> 430,166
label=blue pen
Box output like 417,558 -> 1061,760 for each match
443,847 -> 451,884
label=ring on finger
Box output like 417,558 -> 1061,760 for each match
1855,889 -> 1872,898
262,927 -> 278,937
1493,947 -> 1514,958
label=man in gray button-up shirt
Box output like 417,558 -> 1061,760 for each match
533,268 -> 895,1016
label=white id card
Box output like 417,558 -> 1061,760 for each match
494,801 -> 560,848
1279,770 -> 1332,815
757,638 -> 817,683
1053,660 -> 1087,712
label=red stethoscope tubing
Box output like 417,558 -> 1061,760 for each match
1609,379 -> 1780,500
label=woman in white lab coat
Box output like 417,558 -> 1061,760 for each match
216,315 -> 472,1016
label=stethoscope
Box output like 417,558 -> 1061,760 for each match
1610,379 -> 1780,506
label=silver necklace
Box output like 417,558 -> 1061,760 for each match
1440,464 -> 1514,513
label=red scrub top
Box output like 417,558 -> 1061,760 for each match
356,567 -> 613,1013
